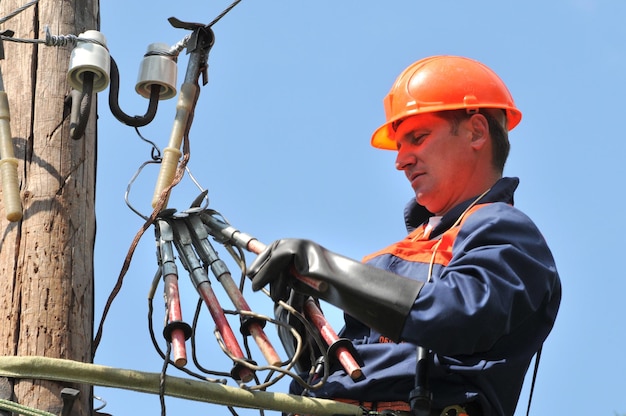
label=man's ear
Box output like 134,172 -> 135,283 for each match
469,113 -> 489,149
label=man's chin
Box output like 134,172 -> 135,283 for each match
414,193 -> 430,210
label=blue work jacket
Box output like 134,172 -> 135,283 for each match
292,177 -> 561,416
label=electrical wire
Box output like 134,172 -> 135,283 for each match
90,0 -> 347,413
0,356 -> 364,416
145,228 -> 332,391
0,399 -> 55,416
0,0 -> 38,25
0,26 -> 101,48
207,0 -> 243,28
1,0 -> 336,414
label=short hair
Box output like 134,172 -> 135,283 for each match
436,109 -> 510,173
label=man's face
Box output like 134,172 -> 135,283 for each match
394,112 -> 484,216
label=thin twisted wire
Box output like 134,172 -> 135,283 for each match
0,26 -> 107,49
0,0 -> 39,25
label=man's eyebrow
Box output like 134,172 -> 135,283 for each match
397,126 -> 429,143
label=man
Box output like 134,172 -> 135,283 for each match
248,55 -> 561,416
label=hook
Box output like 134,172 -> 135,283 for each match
108,57 -> 161,127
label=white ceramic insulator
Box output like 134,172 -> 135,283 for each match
135,43 -> 177,100
67,30 -> 111,93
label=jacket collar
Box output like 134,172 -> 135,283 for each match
404,177 -> 520,234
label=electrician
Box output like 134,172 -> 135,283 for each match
248,55 -> 561,416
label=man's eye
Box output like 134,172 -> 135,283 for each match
411,133 -> 427,145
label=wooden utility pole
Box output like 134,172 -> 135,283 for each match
0,1 -> 99,415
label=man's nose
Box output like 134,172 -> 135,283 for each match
395,148 -> 415,171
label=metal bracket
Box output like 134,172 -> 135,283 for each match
0,30 -> 15,61
168,17 -> 215,53
167,16 -> 214,84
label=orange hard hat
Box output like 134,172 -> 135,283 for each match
371,55 -> 522,150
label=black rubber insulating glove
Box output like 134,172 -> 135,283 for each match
247,239 -> 424,342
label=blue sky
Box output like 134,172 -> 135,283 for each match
93,1 -> 626,415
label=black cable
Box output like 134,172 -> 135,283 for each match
108,56 -> 160,127
208,0 -> 243,28
159,342 -> 171,416
525,346 -> 543,416
69,71 -> 94,140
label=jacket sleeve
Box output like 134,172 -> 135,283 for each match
400,203 -> 561,356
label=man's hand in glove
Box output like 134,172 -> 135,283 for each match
247,238 -> 424,342
247,239 -> 323,302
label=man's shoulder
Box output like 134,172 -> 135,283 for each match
460,201 -> 547,245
